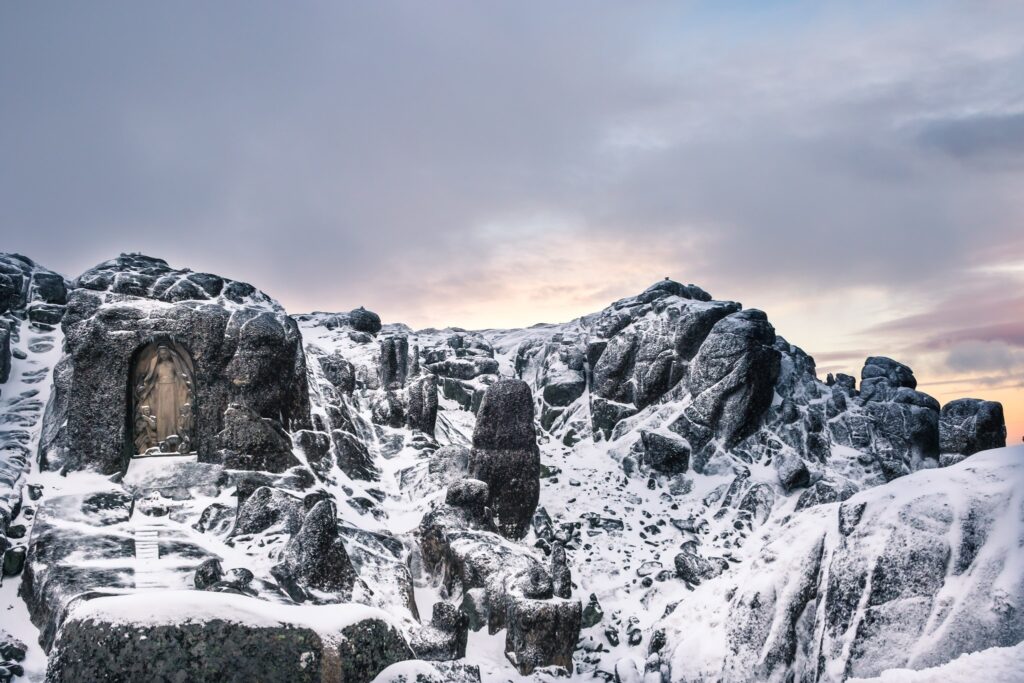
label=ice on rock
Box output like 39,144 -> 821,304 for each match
0,262 -> 1016,683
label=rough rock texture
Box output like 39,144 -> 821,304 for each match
217,403 -> 300,473
409,602 -> 469,661
638,430 -> 690,474
406,375 -> 438,436
673,448 -> 1024,683
417,480 -> 581,674
371,660 -> 482,683
505,595 -> 582,675
669,309 -> 781,472
939,398 -> 1006,456
232,486 -> 304,536
468,379 -> 540,539
45,594 -> 411,683
271,500 -> 359,602
39,254 -> 311,474
380,335 -> 409,388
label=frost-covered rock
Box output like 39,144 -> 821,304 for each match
372,660 -> 482,683
939,398 -> 1006,457
409,601 -> 469,661
468,379 -> 540,539
39,254 -> 311,474
45,592 -> 411,683
271,500 -> 359,602
666,446 -> 1024,683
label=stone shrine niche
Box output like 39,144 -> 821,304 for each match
131,339 -> 196,455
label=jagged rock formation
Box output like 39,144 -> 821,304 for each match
39,254 -> 311,475
468,379 -> 541,540
0,257 -> 1013,683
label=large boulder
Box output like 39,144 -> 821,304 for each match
271,500 -> 359,603
216,404 -> 300,473
39,254 -> 311,475
468,379 -> 540,539
860,356 -> 917,401
674,447 -> 1024,683
409,602 -> 469,661
939,398 -> 1006,456
669,309 -> 781,471
45,592 -> 412,683
406,375 -> 438,436
504,595 -> 582,675
380,335 -> 409,388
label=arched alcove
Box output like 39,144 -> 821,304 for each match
130,338 -> 196,456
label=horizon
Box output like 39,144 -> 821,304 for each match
15,248 -> 1022,444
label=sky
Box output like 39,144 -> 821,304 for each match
1,1 -> 1022,440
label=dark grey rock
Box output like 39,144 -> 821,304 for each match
331,430 -> 378,481
232,486 -> 304,536
406,374 -> 438,436
939,398 -> 1006,456
409,602 -> 469,661
215,404 -> 299,473
737,482 -> 775,524
39,255 -> 311,475
674,549 -> 725,585
381,335 -> 410,388
271,500 -> 358,602
349,306 -> 382,335
776,453 -> 810,492
318,353 -> 355,393
551,544 -> 572,598
2,546 -> 25,576
504,596 -> 581,675
639,431 -> 690,474
670,309 -> 781,471
45,596 -> 411,683
193,558 -> 223,590
0,631 -> 26,662
469,379 -> 540,539
795,478 -> 859,510
581,594 -> 604,628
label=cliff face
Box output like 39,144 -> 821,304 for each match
0,255 -> 1014,683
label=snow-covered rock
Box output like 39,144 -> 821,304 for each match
0,260 -> 1015,683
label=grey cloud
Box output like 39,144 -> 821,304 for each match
918,112 -> 1024,166
2,2 -> 1024,326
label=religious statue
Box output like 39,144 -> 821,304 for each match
132,341 -> 195,455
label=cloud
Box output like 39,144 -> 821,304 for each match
943,341 -> 1024,374
918,112 -> 1024,167
1,1 -> 1023,333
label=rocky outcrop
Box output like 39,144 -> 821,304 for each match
422,331 -> 499,412
271,500 -> 359,602
406,374 -> 438,436
939,398 -> 1006,458
669,309 -> 781,471
670,448 -> 1024,683
468,379 -> 540,539
380,335 -> 409,388
216,404 -> 300,473
409,602 -> 469,661
39,254 -> 311,475
418,478 -> 581,675
45,593 -> 411,683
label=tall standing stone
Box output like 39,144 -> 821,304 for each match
468,379 -> 540,539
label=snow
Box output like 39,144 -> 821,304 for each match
3,286 -> 1023,683
848,642 -> 1024,683
65,590 -> 394,635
